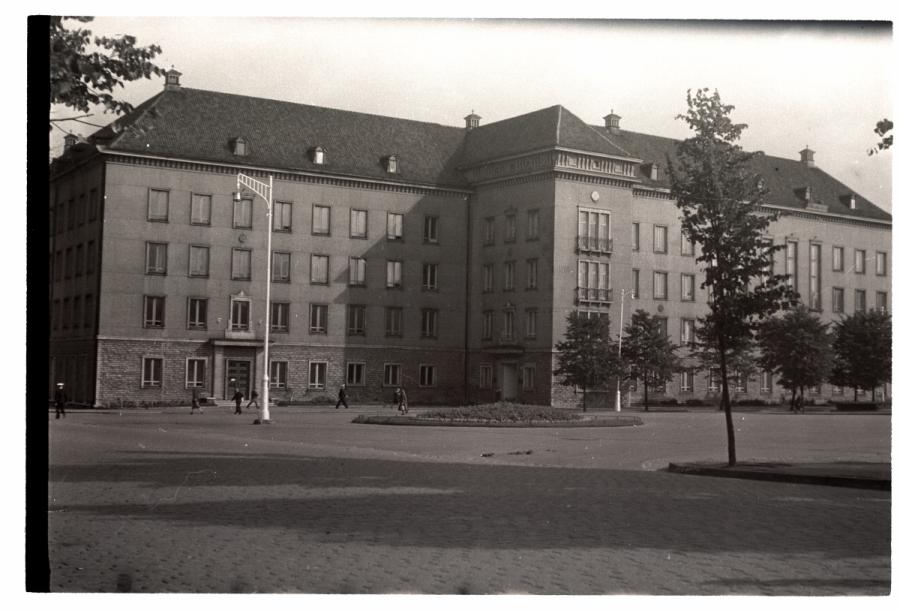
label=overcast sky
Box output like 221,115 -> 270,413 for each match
48,16 -> 893,212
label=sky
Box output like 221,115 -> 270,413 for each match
47,14 -> 893,213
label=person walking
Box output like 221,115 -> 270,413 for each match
54,382 -> 67,419
190,388 -> 203,414
247,389 -> 259,410
398,386 -> 409,415
335,384 -> 349,409
232,389 -> 244,414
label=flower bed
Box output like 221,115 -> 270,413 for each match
416,402 -> 584,424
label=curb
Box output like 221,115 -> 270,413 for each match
353,415 -> 644,428
667,463 -> 890,491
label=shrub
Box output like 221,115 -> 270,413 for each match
418,402 -> 582,423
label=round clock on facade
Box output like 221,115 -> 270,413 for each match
590,191 -> 600,202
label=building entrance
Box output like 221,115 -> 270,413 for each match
225,359 -> 253,399
500,363 -> 518,401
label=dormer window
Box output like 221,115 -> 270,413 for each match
311,146 -> 327,165
385,155 -> 399,174
650,163 -> 659,181
233,137 -> 247,156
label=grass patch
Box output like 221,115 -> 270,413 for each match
416,402 -> 583,424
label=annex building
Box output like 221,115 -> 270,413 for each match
48,70 -> 892,408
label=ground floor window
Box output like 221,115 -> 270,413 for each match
384,363 -> 401,387
680,371 -> 694,393
479,364 -> 493,389
708,369 -> 721,393
142,357 -> 163,388
308,361 -> 327,390
347,362 -> 365,386
760,370 -> 772,393
419,364 -> 435,387
185,358 -> 206,388
270,361 -> 287,389
522,365 -> 535,391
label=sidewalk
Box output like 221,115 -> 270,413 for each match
668,460 -> 890,490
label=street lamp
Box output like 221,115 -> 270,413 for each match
236,173 -> 274,424
615,288 -> 635,412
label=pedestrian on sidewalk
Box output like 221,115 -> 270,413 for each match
232,389 -> 244,414
54,382 -> 67,419
335,384 -> 349,409
247,389 -> 259,410
398,386 -> 409,415
190,388 -> 203,414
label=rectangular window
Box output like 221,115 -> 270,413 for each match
503,261 -> 516,291
65,247 -> 73,278
632,222 -> 640,251
578,209 -> 611,252
632,269 -> 640,299
875,291 -> 888,313
271,302 -> 290,332
654,317 -> 668,339
88,189 -> 98,221
526,209 -> 539,240
142,357 -> 163,387
233,198 -> 252,229
143,296 -> 165,328
832,287 -> 845,314
680,319 -> 695,345
145,242 -> 167,275
680,232 -> 695,256
187,297 -> 207,330
387,212 -> 403,241
272,252 -> 291,283
421,309 -> 438,338
526,259 -> 538,290
72,296 -> 81,329
347,362 -> 366,386
481,311 -> 493,341
681,274 -> 695,301
523,365 -> 535,391
854,249 -> 866,274
653,225 -> 668,253
191,193 -> 211,225
349,257 -> 367,286
232,248 -> 251,280
86,241 -> 95,275
504,213 -> 517,243
502,310 -> 516,342
526,309 -> 537,339
384,363 -> 401,387
482,264 -> 494,293
760,370 -> 773,393
312,205 -> 331,235
230,299 -> 250,331
75,244 -> 84,276
786,240 -> 798,290
577,260 -> 610,303
310,254 -> 329,284
77,195 -> 86,225
876,251 -> 887,276
483,217 -> 495,245
653,271 -> 668,300
148,189 -> 169,222
350,209 -> 368,238
386,260 -> 403,289
708,369 -> 721,392
186,358 -> 207,389
273,201 -> 292,232
270,361 -> 288,389
680,371 -> 694,393
347,305 -> 366,336
809,243 -> 821,310
83,294 -> 93,328
62,298 -> 69,329
385,307 -> 403,337
189,245 -> 209,277
422,263 -> 438,291
309,304 -> 328,334
479,364 -> 493,389
832,246 -> 844,272
855,289 -> 866,313
308,362 -> 327,390
735,374 -> 747,394
419,364 -> 436,387
424,215 -> 439,243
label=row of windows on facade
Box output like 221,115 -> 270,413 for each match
142,357 -> 436,391
52,241 -> 97,281
141,188 -> 442,242
51,188 -> 99,235
628,369 -> 858,396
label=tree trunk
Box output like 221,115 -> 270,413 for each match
790,387 -> 797,412
643,375 -> 649,412
718,336 -> 736,466
799,386 -> 805,413
582,386 -> 587,412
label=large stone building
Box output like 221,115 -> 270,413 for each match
48,71 -> 891,407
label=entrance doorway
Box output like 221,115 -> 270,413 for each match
225,359 -> 253,399
500,363 -> 518,401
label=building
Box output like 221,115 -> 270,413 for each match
48,71 -> 891,407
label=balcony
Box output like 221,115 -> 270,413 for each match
575,287 -> 612,305
576,236 -> 613,254
225,327 -> 255,341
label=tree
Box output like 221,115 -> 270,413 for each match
830,310 -> 891,403
553,312 -> 623,412
621,310 -> 680,411
758,307 -> 833,412
667,89 -> 796,466
49,16 -> 164,131
868,118 -> 893,155
691,328 -> 757,407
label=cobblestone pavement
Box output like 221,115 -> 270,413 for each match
47,408 -> 891,594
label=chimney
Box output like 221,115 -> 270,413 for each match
603,110 -> 621,134
164,68 -> 182,91
465,111 -> 481,131
800,146 -> 815,168
63,133 -> 78,152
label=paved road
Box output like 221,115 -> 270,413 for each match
48,407 -> 891,594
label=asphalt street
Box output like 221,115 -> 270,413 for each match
47,406 -> 891,594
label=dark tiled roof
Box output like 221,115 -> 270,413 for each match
93,88 -> 469,188
601,127 -> 891,222
462,105 -> 634,166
